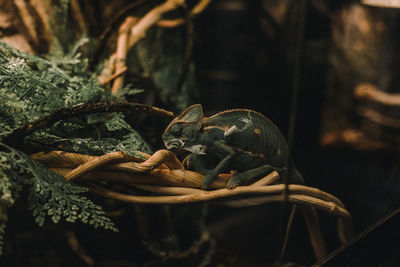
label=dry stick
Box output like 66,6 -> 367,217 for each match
13,0 -> 49,52
32,149 -> 352,245
102,0 -> 212,94
357,107 -> 400,129
33,150 -> 346,209
66,151 -> 133,180
128,0 -> 184,48
167,230 -> 211,259
299,206 -> 327,261
89,183 -> 353,245
53,167 -> 229,189
135,184 -> 203,195
13,0 -> 38,45
93,180 -> 351,255
5,102 -> 174,147
66,230 -> 94,266
155,0 -> 212,28
87,184 -> 351,219
111,0 -> 185,95
111,16 -> 138,95
337,217 -> 353,245
100,65 -> 128,85
92,0 -> 211,69
249,171 -> 280,186
70,0 -> 88,34
31,150 -> 151,167
33,150 -> 345,209
354,83 -> 400,106
133,171 -> 280,196
279,205 -> 298,259
97,177 -> 347,214
65,149 -> 183,181
89,0 -> 152,70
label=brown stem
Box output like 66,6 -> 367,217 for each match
90,0 -> 212,71
87,183 -> 351,220
111,16 -> 139,94
89,0 -> 152,70
279,205 -> 297,259
32,148 -> 353,247
5,102 -> 174,147
111,0 -> 186,94
299,206 -> 327,261
355,83 -> 400,106
66,230 -> 94,266
357,107 -> 400,128
70,0 -> 88,34
99,66 -> 128,86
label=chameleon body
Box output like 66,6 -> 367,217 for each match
162,104 -> 303,189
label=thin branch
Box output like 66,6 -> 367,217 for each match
155,0 -> 212,28
70,0 -> 88,34
89,0 -> 152,70
338,217 -> 354,244
166,230 -> 211,259
299,206 -> 327,261
128,0 -> 185,48
88,183 -> 351,220
98,0 -> 212,95
249,170 -> 280,186
5,102 -> 174,147
355,83 -> 400,106
111,16 -> 139,94
357,107 -> 400,128
65,151 -> 135,180
65,149 -> 183,181
279,205 -> 297,260
111,0 -> 186,94
32,150 -> 346,209
66,230 -> 94,266
99,66 -> 127,85
32,148 -> 353,247
12,0 -> 51,53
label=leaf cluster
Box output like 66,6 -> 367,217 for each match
0,40 -> 152,254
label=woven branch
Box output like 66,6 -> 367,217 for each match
32,149 -> 353,250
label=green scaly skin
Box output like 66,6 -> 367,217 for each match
162,104 -> 303,190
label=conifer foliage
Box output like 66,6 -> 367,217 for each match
0,40 -> 152,253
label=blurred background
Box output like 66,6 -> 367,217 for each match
1,0 -> 400,266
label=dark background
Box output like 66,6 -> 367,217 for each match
2,0 -> 400,266
191,0 -> 400,265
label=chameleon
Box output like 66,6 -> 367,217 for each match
162,104 -> 303,189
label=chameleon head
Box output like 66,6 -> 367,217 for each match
162,104 -> 206,154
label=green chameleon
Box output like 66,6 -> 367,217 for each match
162,104 -> 303,189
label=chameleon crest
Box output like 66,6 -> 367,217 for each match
162,104 -> 303,189
162,104 -> 206,155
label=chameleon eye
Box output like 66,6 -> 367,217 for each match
171,124 -> 182,136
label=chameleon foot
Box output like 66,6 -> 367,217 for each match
226,171 -> 242,189
226,182 -> 238,190
202,172 -> 216,190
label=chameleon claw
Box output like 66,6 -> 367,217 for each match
226,182 -> 238,190
227,171 -> 240,189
